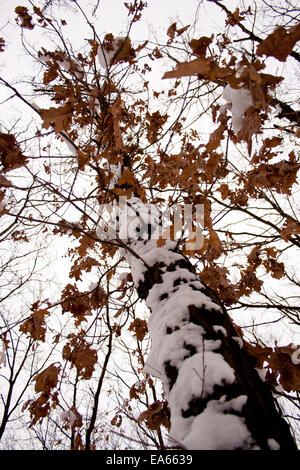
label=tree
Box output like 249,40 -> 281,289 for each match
0,0 -> 300,449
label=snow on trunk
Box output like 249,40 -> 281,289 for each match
120,230 -> 297,450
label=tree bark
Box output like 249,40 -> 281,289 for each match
123,237 -> 297,450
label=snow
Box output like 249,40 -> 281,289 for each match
60,409 -> 77,427
233,336 -> 244,348
168,352 -> 236,414
97,36 -> 127,70
142,266 -> 224,379
267,438 -> 280,450
213,325 -> 227,336
167,354 -> 242,447
118,271 -> 129,282
119,210 -> 259,449
0,341 -> 6,367
180,402 -> 253,450
39,53 -> 85,80
222,85 -> 253,134
59,131 -> 78,155
108,163 -> 122,189
291,347 -> 300,365
125,239 -> 182,286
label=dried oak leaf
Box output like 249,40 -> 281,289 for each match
111,414 -> 122,428
0,173 -> 12,187
189,36 -> 212,57
257,24 -> 300,62
225,7 -> 248,26
0,38 -> 5,52
163,57 -> 234,82
19,309 -> 49,342
266,344 -> 300,392
244,341 -> 272,369
280,219 -> 300,242
15,6 -> 34,29
40,103 -> 74,133
138,400 -> 170,431
117,168 -> 136,187
237,107 -> 262,153
251,136 -> 282,164
129,381 -> 146,400
23,398 -> 51,426
247,161 -> 300,195
262,257 -> 285,279
167,22 -> 190,43
63,337 -> 97,380
206,123 -> 227,153
0,133 -> 28,173
146,110 -> 168,144
128,318 -> 148,341
206,152 -> 222,177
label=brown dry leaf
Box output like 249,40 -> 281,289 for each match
0,133 -> 28,173
40,103 -> 74,133
129,381 -> 146,400
23,398 -> 51,426
113,36 -> 134,63
163,57 -> 211,79
156,236 -> 166,248
206,152 -> 222,175
43,62 -> 59,85
34,363 -> 61,395
69,256 -> 98,281
146,110 -> 168,144
263,258 -> 285,279
208,228 -> 222,252
206,124 -> 226,153
257,24 -> 300,61
61,283 -> 91,324
110,101 -> 125,150
280,219 -> 300,241
244,341 -> 272,369
62,336 -> 97,380
225,7 -> 248,26
251,136 -> 282,164
111,414 -> 122,427
117,168 -> 136,187
247,161 -> 300,195
0,38 -> 5,52
167,22 -> 190,43
128,318 -> 148,341
249,81 -> 267,111
19,309 -> 49,342
218,183 -> 230,200
15,6 -> 35,29
189,36 -> 212,57
0,174 -> 12,187
76,150 -> 89,169
267,344 -> 300,392
163,57 -> 236,84
237,107 -> 262,153
138,400 -> 170,431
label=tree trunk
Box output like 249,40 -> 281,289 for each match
123,236 -> 297,450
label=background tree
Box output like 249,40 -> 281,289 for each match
0,0 -> 300,449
